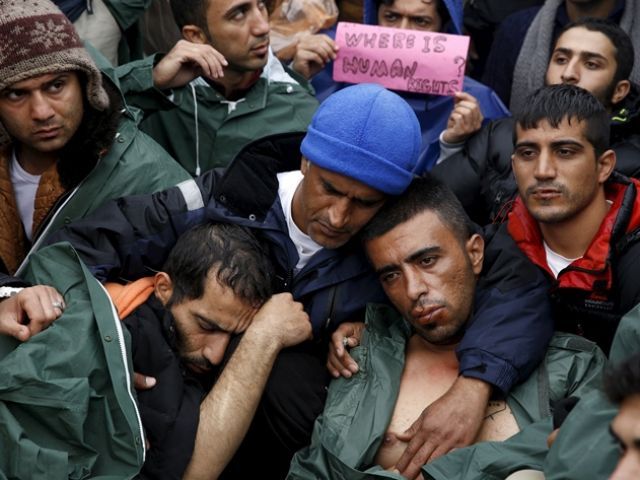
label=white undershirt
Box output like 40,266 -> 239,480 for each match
277,170 -> 323,271
543,241 -> 580,278
10,150 -> 40,241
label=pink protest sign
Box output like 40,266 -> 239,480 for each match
333,22 -> 470,97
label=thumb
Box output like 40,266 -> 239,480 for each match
3,320 -> 30,342
397,419 -> 420,441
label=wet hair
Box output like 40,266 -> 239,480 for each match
375,0 -> 451,32
163,222 -> 274,307
514,84 -> 610,157
557,17 -> 634,86
361,174 -> 473,246
170,0 -> 210,32
604,352 -> 640,404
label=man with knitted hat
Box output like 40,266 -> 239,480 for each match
0,0 -> 189,338
50,83 -> 552,477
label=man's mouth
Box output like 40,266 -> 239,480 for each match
411,305 -> 444,326
34,126 -> 61,139
530,188 -> 562,201
316,221 -> 348,238
250,42 -> 269,55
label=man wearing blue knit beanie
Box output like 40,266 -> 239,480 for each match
49,83 -> 552,477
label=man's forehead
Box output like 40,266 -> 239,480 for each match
515,117 -> 589,142
554,27 -> 616,60
4,71 -> 77,91
313,163 -> 386,200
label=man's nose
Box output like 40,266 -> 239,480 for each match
203,334 -> 231,366
405,268 -> 428,301
30,92 -> 55,122
251,6 -> 270,37
533,151 -> 557,180
328,198 -> 350,230
560,59 -> 579,84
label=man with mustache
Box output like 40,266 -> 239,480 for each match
114,0 -> 319,175
506,83 -> 640,354
289,175 -> 605,480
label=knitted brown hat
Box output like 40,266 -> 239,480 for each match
0,0 -> 109,146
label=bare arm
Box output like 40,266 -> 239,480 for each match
183,293 -> 312,479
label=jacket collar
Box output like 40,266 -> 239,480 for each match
507,175 -> 640,294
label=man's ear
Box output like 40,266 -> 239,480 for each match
182,25 -> 208,44
300,156 -> 311,175
154,272 -> 174,306
611,79 -> 631,106
597,149 -> 616,184
466,233 -> 485,275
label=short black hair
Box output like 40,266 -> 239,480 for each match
163,222 -> 274,307
557,17 -> 635,86
604,352 -> 640,404
515,84 -> 611,157
375,0 -> 451,31
361,175 -> 473,246
170,0 -> 210,32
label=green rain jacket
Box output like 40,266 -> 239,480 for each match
543,303 -> 640,479
115,51 -> 318,176
12,51 -> 191,276
0,243 -> 144,479
288,303 -> 606,480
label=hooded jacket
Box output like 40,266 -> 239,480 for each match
507,174 -> 640,353
115,50 -> 319,176
432,84 -> 640,226
288,303 -> 605,480
0,56 -> 191,277
48,132 -> 554,394
310,0 -> 510,173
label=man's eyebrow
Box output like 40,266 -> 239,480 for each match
549,139 -> 585,149
552,47 -> 573,56
375,246 -> 441,276
223,0 -> 252,16
321,177 -> 385,205
514,141 -> 539,150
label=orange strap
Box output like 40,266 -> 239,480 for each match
105,277 -> 155,319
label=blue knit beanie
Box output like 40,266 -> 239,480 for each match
300,84 -> 421,195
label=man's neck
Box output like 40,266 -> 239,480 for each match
539,191 -> 610,259
15,144 -> 57,176
208,68 -> 262,101
565,0 -> 618,21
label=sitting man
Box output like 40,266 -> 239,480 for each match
49,84 -> 553,477
115,0 -> 319,175
119,222 -> 311,478
0,222 -> 311,479
292,0 -> 510,173
433,18 -> 640,225
506,83 -> 640,354
289,176 -> 605,480
0,0 -> 190,277
606,352 -> 640,480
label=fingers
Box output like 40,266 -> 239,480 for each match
154,40 -> 228,89
18,286 -> 65,337
442,92 -> 483,144
396,433 -> 437,479
326,322 -> 363,378
326,348 -> 358,378
292,34 -> 339,79
133,372 -> 157,390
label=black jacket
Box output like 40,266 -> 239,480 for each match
433,84 -> 640,226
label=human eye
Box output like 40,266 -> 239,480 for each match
585,60 -> 601,70
419,255 -> 436,268
47,79 -> 66,93
515,147 -> 537,160
383,12 -> 399,23
556,147 -> 577,158
380,271 -> 400,284
551,53 -> 568,65
257,0 -> 267,10
1,89 -> 23,101
413,17 -> 431,28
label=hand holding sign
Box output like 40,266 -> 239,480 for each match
333,22 -> 470,97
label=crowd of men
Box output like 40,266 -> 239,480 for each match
1,0 -> 640,479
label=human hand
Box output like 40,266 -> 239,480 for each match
394,376 -> 491,479
133,372 -> 157,390
153,40 -> 228,90
250,293 -> 312,349
291,33 -> 338,79
441,92 -> 483,144
327,321 -> 364,378
0,285 -> 65,341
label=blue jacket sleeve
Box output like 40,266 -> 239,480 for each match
456,223 -> 554,394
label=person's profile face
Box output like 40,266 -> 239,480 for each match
292,160 -> 387,249
0,71 -> 84,155
511,117 -> 610,226
377,0 -> 442,32
545,27 -> 619,108
365,210 -> 483,345
610,393 -> 640,480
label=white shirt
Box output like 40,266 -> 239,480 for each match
277,170 -> 323,271
10,150 -> 40,241
543,241 -> 580,278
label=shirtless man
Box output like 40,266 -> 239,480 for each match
288,175 -> 605,479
